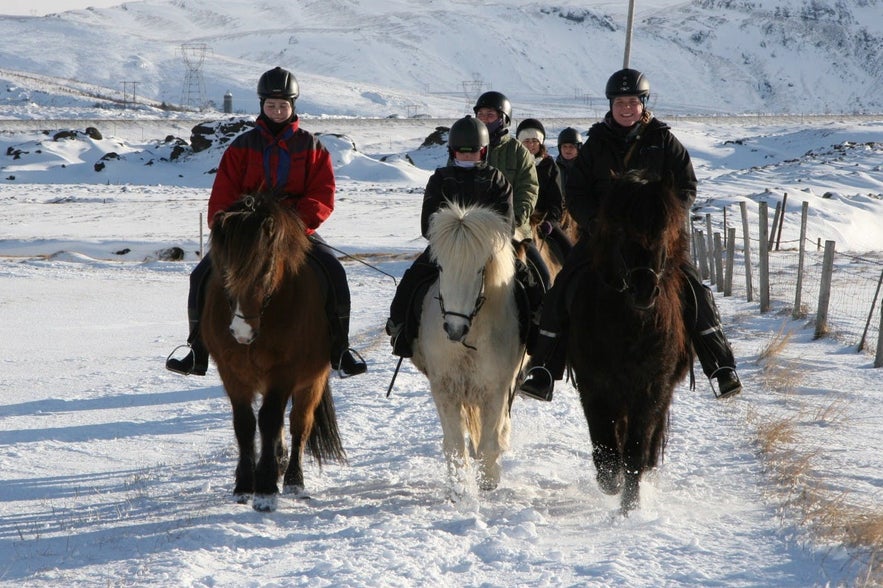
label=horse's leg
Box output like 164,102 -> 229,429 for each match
473,386 -> 511,491
230,396 -> 257,504
583,396 -> 625,496
619,407 -> 659,514
283,381 -> 322,496
431,390 -> 469,495
252,387 -> 290,512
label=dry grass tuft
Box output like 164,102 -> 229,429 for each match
748,327 -> 883,585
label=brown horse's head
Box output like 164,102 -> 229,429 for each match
210,193 -> 310,344
593,170 -> 687,310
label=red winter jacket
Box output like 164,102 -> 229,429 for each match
207,117 -> 335,234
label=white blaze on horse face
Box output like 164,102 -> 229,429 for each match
229,300 -> 256,344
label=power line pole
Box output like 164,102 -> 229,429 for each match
623,0 -> 636,68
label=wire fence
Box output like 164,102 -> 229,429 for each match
691,200 -> 883,365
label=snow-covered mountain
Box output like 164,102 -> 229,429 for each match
0,0 -> 881,120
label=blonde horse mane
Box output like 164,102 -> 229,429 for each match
427,201 -> 515,287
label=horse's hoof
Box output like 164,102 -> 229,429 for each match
234,492 -> 251,505
478,480 -> 498,491
596,470 -> 624,496
282,484 -> 310,499
252,494 -> 278,512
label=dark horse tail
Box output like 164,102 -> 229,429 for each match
307,380 -> 347,466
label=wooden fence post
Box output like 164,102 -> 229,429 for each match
695,230 -> 709,281
814,240 -> 836,339
793,202 -> 808,319
759,201 -> 770,313
714,233 -> 724,293
769,200 -> 781,251
859,269 -> 883,352
775,193 -> 788,250
876,298 -> 883,368
724,227 -> 735,297
705,214 -> 716,284
739,201 -> 753,302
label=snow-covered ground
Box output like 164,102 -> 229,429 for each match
1,114 -> 882,586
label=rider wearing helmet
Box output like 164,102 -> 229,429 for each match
472,91 -> 537,241
386,115 -> 515,358
555,127 -> 584,191
519,68 -> 741,401
516,118 -> 571,262
166,66 -> 367,378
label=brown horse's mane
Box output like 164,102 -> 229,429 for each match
592,170 -> 689,271
210,193 -> 310,300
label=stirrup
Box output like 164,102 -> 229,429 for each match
335,348 -> 367,379
165,344 -> 207,376
710,367 -> 742,399
518,366 -> 554,402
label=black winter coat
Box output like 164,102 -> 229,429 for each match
565,112 -> 697,233
555,155 -> 575,198
420,163 -> 515,238
534,155 -> 564,224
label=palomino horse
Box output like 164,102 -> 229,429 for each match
411,202 -> 523,494
202,193 -> 346,512
567,170 -> 693,514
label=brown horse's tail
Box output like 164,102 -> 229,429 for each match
306,380 -> 347,466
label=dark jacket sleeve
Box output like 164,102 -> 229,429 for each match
663,132 -> 697,209
564,138 -> 605,230
420,171 -> 445,238
535,156 -> 564,223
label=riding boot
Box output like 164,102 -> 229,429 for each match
166,318 -> 209,376
166,256 -> 211,376
518,331 -> 566,401
310,236 -> 367,378
330,312 -> 367,378
683,264 -> 742,398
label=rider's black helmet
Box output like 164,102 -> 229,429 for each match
473,91 -> 512,126
557,127 -> 584,148
257,66 -> 300,101
447,115 -> 490,158
605,68 -> 650,106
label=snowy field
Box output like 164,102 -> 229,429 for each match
1,115 -> 882,587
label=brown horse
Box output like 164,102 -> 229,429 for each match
202,193 -> 346,512
567,170 -> 692,514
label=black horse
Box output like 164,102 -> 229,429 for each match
568,170 -> 693,514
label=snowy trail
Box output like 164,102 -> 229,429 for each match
0,245 -> 844,586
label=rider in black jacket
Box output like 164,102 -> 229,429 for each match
518,68 -> 742,401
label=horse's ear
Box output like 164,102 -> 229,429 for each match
213,211 -> 227,227
262,216 -> 275,237
609,169 -> 620,180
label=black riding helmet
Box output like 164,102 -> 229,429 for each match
447,115 -> 490,159
473,91 -> 512,126
605,68 -> 650,107
257,66 -> 300,102
557,127 -> 584,149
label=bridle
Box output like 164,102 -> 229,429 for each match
435,265 -> 487,347
227,291 -> 273,323
610,241 -> 667,310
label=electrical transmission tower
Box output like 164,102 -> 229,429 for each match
180,43 -> 209,110
461,75 -> 485,112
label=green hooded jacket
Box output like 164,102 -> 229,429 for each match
487,134 -> 539,238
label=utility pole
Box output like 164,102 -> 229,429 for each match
623,0 -> 636,68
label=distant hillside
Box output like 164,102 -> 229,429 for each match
0,0 -> 880,118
